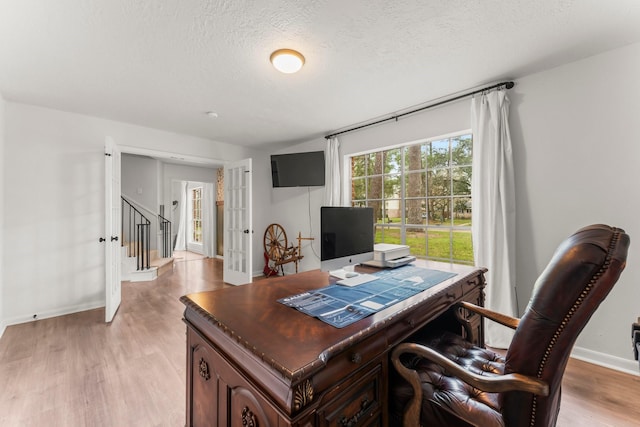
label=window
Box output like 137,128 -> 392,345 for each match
350,132 -> 473,265
191,187 -> 203,243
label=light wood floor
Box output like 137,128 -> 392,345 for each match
1,256 -> 639,426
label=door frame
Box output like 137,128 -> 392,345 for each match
107,145 -> 225,306
119,146 -> 224,169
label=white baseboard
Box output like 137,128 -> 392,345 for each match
126,267 -> 158,282
1,300 -> 105,331
571,345 -> 639,376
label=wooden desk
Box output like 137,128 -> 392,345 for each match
180,262 -> 486,427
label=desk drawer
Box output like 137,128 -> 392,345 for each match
317,364 -> 383,427
314,333 -> 386,394
461,274 -> 485,302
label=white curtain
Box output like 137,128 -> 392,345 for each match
471,89 -> 517,349
174,181 -> 188,251
324,137 -> 341,206
202,183 -> 215,257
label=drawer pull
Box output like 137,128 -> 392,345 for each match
339,397 -> 371,426
350,353 -> 362,364
198,357 -> 211,381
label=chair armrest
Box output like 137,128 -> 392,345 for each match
393,342 -> 549,394
458,301 -> 520,330
391,342 -> 549,427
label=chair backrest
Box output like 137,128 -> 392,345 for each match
502,224 -> 629,427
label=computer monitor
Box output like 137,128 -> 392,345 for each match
320,206 -> 374,277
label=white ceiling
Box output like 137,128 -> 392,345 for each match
2,0 -> 640,149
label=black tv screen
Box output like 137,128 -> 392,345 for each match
271,151 -> 325,187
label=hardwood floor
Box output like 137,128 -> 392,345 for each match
560,358 -> 640,426
0,256 -> 229,426
1,256 -> 639,426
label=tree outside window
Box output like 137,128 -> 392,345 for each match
350,132 -> 473,265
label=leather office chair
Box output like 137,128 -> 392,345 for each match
390,224 -> 630,427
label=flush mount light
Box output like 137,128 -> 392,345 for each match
270,49 -> 305,74
205,111 -> 218,118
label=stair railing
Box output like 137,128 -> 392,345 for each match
122,197 -> 151,271
158,214 -> 173,258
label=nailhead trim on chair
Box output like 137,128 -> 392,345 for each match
528,229 -> 620,427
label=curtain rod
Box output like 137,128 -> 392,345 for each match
324,81 -> 514,140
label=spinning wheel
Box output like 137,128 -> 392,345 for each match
264,223 -> 289,263
263,224 -> 313,277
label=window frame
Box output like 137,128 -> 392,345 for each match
190,186 -> 203,244
346,130 -> 474,265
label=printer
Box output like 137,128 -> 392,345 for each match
363,243 -> 415,268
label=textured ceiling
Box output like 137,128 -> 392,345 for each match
1,0 -> 640,149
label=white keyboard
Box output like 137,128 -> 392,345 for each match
336,273 -> 378,287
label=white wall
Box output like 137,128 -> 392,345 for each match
121,154 -> 162,250
122,154 -> 159,210
2,102 -> 268,327
509,42 -> 640,371
274,43 -> 640,372
267,140 -> 326,274
0,94 -> 5,337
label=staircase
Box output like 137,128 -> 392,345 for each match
121,245 -> 174,282
121,196 -> 174,282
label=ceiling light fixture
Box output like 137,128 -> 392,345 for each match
205,111 -> 218,118
270,49 -> 305,74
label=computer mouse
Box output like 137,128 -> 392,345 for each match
345,272 -> 359,278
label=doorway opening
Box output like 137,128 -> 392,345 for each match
112,145 -> 224,314
171,178 -> 222,260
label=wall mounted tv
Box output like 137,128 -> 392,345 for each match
271,151 -> 325,188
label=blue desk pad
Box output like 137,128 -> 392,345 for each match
278,265 -> 456,328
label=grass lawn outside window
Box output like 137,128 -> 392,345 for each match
352,132 -> 474,265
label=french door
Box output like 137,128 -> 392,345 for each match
104,137 -> 122,322
223,158 -> 253,285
